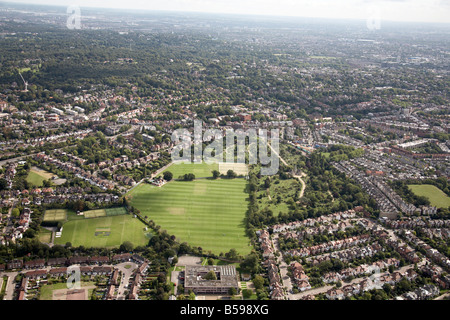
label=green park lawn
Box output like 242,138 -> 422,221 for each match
128,177 -> 251,256
408,184 -> 450,208
26,168 -> 55,187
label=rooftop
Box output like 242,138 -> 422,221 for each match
184,265 -> 239,289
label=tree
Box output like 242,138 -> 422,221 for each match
11,208 -> 20,218
163,171 -> 173,181
253,275 -> 264,290
0,178 -> 8,191
24,229 -> 36,238
212,170 -> 220,179
256,289 -> 269,300
43,179 -> 52,187
240,254 -> 259,273
225,248 -> 239,261
181,173 -> 195,181
228,287 -> 237,296
73,200 -> 85,212
119,241 -> 134,252
264,178 -> 271,189
382,283 -> 392,295
242,289 -> 253,299
227,170 -> 237,179
203,270 -> 217,280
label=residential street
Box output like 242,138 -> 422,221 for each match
115,262 -> 138,300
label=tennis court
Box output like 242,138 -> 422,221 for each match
105,207 -> 128,216
43,209 -> 67,222
83,209 -> 107,219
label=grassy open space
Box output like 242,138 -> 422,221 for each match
320,152 -> 331,159
408,184 -> 450,208
128,178 -> 251,255
55,214 -> 151,248
37,228 -> 53,243
161,161 -> 219,179
26,167 -> 55,187
39,281 -> 96,300
257,177 -> 300,214
218,162 -> 248,176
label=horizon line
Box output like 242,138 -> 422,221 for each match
1,0 -> 450,26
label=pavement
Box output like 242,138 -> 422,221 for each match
293,172 -> 307,198
1,272 -> 18,300
115,262 -> 138,300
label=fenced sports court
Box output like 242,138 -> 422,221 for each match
82,207 -> 128,218
105,207 -> 128,216
43,209 -> 67,222
83,209 -> 107,219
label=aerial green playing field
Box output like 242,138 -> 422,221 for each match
128,178 -> 251,255
26,167 -> 54,187
408,184 -> 450,208
55,214 -> 151,248
162,161 -> 219,179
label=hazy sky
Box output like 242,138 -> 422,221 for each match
5,0 -> 450,23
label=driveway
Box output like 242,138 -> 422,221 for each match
171,269 -> 180,296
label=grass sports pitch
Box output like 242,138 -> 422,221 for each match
55,214 -> 151,248
161,161 -> 219,179
128,176 -> 251,255
408,184 -> 450,208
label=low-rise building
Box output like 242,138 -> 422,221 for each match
184,265 -> 239,295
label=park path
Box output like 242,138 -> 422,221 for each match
268,142 -> 288,166
268,141 -> 307,199
151,162 -> 174,179
293,172 -> 307,198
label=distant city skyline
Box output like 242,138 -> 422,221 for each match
3,0 -> 450,24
